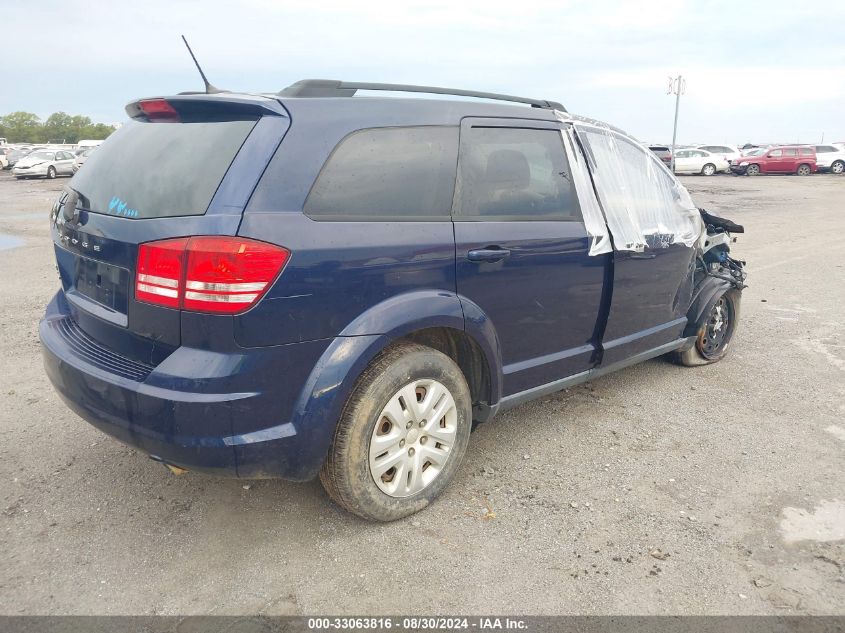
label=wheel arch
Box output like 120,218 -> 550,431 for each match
682,275 -> 734,339
285,290 -> 503,479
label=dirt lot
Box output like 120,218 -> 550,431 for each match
0,170 -> 843,615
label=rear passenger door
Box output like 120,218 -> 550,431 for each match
452,119 -> 607,397
57,151 -> 75,174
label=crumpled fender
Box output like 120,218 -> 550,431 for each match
681,275 -> 737,343
286,290 -> 503,480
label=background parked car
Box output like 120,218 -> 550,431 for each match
673,148 -> 729,175
71,147 -> 95,173
12,149 -> 76,179
813,145 -> 845,174
696,144 -> 741,164
648,145 -> 672,167
5,146 -> 37,169
730,145 -> 816,176
0,147 -> 9,169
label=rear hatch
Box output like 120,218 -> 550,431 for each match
49,94 -> 290,366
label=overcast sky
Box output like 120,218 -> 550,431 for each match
4,0 -> 844,144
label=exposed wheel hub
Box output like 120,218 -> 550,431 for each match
697,296 -> 733,359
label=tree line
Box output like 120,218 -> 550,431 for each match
0,112 -> 116,144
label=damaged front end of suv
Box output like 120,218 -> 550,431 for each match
674,209 -> 748,366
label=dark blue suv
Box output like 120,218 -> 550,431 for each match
40,80 -> 746,521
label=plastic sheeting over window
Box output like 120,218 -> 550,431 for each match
559,128 -> 612,255
574,123 -> 703,253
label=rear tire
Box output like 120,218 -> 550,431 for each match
46,166 -> 56,179
319,342 -> 472,521
674,289 -> 740,366
796,163 -> 811,176
745,164 -> 760,176
830,160 -> 844,175
701,163 -> 716,176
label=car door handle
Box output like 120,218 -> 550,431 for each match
467,247 -> 511,263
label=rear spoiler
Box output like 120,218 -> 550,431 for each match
125,94 -> 287,122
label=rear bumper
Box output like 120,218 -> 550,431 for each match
40,291 -> 332,479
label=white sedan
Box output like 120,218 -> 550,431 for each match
12,149 -> 76,179
673,149 -> 729,175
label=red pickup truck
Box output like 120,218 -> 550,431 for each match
730,145 -> 817,176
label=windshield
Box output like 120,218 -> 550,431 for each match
29,151 -> 55,160
71,118 -> 256,219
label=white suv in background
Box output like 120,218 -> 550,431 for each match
697,144 -> 741,164
813,145 -> 845,174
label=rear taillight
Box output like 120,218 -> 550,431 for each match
135,237 -> 289,314
136,238 -> 187,309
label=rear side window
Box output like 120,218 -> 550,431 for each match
71,119 -> 256,219
304,126 -> 458,220
783,148 -> 798,156
799,147 -> 813,156
455,127 -> 581,221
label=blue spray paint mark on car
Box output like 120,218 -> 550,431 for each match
108,196 -> 138,218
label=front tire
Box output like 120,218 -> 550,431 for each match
796,163 -> 811,176
320,342 -> 472,521
701,163 -> 716,176
46,166 -> 56,179
830,160 -> 844,175
745,164 -> 760,176
674,289 -> 740,366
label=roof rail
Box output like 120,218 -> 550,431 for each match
278,79 -> 566,112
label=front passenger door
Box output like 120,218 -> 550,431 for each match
452,119 -> 608,398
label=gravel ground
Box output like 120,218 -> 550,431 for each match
0,170 -> 842,615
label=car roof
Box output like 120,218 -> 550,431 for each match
130,86 -> 640,154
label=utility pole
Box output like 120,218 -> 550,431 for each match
667,75 -> 685,173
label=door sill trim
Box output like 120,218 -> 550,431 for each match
495,336 -> 693,413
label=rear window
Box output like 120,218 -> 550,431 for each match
304,126 -> 458,220
71,119 -> 255,219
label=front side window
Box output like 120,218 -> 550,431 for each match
577,126 -> 701,252
304,126 -> 458,220
769,149 -> 783,157
455,126 -> 581,221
